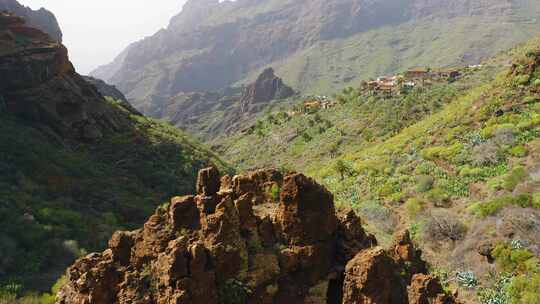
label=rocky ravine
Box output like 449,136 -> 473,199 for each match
58,167 -> 458,304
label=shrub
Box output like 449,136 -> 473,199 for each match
493,128 -> 516,146
267,184 -> 280,202
534,192 -> 540,209
472,142 -> 500,166
503,166 -> 527,191
421,143 -> 464,162
514,74 -> 530,86
492,243 -> 539,273
423,211 -> 467,242
481,124 -> 516,139
509,145 -> 527,157
475,194 -> 534,217
405,198 -> 425,218
416,175 -> 434,193
425,188 -> 450,207
506,273 -> 540,304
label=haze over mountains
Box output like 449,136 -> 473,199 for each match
93,0 -> 540,103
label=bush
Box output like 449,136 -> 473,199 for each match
472,142 -> 500,166
423,211 -> 467,242
504,166 -> 527,191
506,273 -> 540,304
514,74 -> 530,86
492,243 -> 539,273
416,175 -> 434,193
405,198 -> 425,218
421,143 -> 464,162
509,145 -> 527,157
425,188 -> 450,207
475,194 -> 534,217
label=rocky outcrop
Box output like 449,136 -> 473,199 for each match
0,0 -> 62,42
0,11 -> 129,140
58,168 -> 460,304
240,68 -> 295,113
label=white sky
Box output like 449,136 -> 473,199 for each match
18,1 -> 187,74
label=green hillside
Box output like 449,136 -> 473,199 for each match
257,16 -> 540,94
219,37 -> 540,302
0,100 -> 229,298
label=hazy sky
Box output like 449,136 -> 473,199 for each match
18,0 -> 187,74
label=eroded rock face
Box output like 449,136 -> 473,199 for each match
240,68 -> 294,113
0,0 -> 62,42
58,168 -> 460,304
0,11 -> 130,140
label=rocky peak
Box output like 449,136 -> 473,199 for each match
0,12 -> 129,141
57,167 -> 460,304
0,0 -> 62,42
240,68 -> 295,113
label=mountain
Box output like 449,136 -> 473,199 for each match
138,67 -> 297,140
57,167 -> 458,304
92,0 -> 540,106
0,11 -> 228,297
217,35 -> 540,302
0,0 -> 62,42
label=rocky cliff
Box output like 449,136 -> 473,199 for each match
0,0 -> 62,42
58,167 -> 458,304
240,68 -> 294,113
0,11 -> 127,140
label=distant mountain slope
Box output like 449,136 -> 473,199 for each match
0,0 -> 62,42
92,0 -> 540,104
0,12 -> 228,296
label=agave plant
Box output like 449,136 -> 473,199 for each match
456,271 -> 479,288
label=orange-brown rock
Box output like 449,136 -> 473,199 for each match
390,230 -> 427,281
58,168 -> 460,304
342,247 -> 406,304
408,274 -> 457,304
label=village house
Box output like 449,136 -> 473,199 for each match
433,69 -> 461,79
405,68 -> 430,79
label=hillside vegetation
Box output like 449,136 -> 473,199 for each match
0,101 -> 229,298
219,37 -> 540,303
0,12 -> 229,300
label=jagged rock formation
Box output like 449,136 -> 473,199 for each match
0,0 -> 62,42
58,168 -> 459,304
135,69 -> 295,140
0,11 -> 128,140
240,68 -> 294,113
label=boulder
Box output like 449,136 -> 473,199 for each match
342,247 -> 407,304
